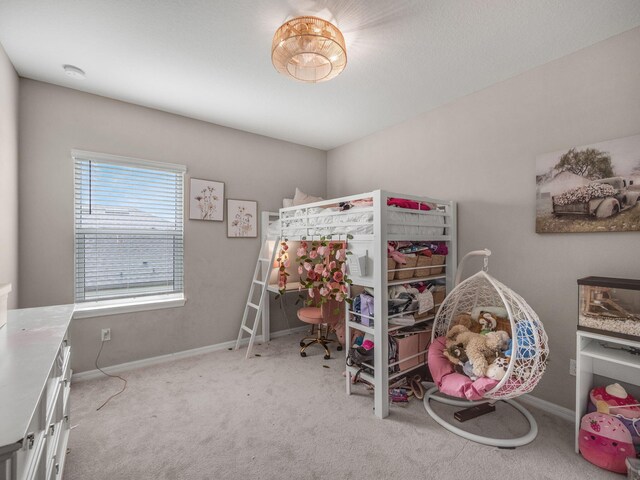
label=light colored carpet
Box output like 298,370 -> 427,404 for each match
66,333 -> 616,480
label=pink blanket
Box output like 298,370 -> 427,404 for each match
428,337 -> 499,401
387,198 -> 431,211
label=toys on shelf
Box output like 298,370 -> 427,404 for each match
586,383 -> 640,460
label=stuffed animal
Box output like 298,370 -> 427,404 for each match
514,320 -> 535,358
479,312 -> 498,334
512,359 -> 533,382
446,325 -> 509,378
487,330 -> 511,351
579,412 -> 634,474
486,356 -> 509,381
462,361 -> 477,380
444,343 -> 468,366
470,306 -> 508,322
504,338 -> 513,357
471,307 -> 510,334
452,312 -> 482,333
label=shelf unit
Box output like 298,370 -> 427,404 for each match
275,189 -> 456,419
342,191 -> 456,419
575,329 -> 640,453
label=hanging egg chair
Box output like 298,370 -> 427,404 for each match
424,249 -> 549,448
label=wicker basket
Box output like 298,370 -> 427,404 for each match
414,255 -> 433,277
394,255 -> 418,280
429,286 -> 447,314
430,254 -> 446,274
387,258 -> 396,281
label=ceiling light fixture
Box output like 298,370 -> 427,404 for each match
63,64 -> 86,80
271,16 -> 347,83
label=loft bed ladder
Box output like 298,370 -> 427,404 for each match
235,212 -> 280,358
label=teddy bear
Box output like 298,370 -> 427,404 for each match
486,356 -> 509,381
451,312 -> 482,333
489,329 -> 511,351
471,307 -> 510,334
446,325 -> 511,378
478,312 -> 498,334
444,343 -> 468,366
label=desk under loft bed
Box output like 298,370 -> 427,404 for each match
248,190 -> 457,418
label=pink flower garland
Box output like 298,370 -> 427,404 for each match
277,237 -> 352,305
275,242 -> 290,293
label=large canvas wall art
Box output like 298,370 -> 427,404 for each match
536,134 -> 640,233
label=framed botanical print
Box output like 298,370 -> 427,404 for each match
227,199 -> 258,237
189,178 -> 224,221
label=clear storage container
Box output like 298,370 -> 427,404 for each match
578,277 -> 640,341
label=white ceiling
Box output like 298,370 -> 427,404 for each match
1,1 -> 640,150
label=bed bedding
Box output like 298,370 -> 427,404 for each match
275,204 -> 446,237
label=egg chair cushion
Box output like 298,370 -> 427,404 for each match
428,337 -> 499,401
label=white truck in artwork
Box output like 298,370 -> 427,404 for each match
552,177 -> 639,218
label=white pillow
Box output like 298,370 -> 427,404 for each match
293,187 -> 323,206
283,198 -> 294,208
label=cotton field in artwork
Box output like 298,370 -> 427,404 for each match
190,178 -> 224,221
227,199 -> 257,237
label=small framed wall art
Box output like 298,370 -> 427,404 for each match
227,199 -> 258,238
189,178 -> 224,221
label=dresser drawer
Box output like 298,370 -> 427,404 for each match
1,306 -> 73,480
23,431 -> 46,480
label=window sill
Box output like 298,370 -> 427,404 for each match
73,294 -> 186,319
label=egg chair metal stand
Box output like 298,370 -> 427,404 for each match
423,249 -> 549,448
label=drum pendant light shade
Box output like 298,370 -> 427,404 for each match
272,16 -> 347,83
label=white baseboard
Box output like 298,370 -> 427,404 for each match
72,325 -> 308,383
519,393 -> 575,423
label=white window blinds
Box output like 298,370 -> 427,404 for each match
73,151 -> 185,303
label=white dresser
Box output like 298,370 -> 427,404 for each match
0,305 -> 74,480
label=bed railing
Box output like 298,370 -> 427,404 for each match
279,189 -> 454,242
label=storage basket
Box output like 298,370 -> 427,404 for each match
414,255 -> 433,277
430,254 -> 445,274
394,255 -> 418,280
395,330 -> 431,371
387,258 -> 396,281
429,286 -> 447,314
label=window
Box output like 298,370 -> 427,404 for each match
73,150 -> 185,314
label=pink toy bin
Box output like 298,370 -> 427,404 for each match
579,412 -> 634,474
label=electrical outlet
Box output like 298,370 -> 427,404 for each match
101,328 -> 111,342
569,359 -> 576,376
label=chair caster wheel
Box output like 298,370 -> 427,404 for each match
337,345 -> 343,351
300,352 -> 307,357
324,354 -> 331,360
299,341 -> 305,347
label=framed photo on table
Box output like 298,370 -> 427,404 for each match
189,178 -> 224,221
227,199 -> 258,238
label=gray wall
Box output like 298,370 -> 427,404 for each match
327,27 -> 640,410
0,43 -> 19,308
19,80 -> 322,372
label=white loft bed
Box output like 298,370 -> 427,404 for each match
260,190 -> 457,419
